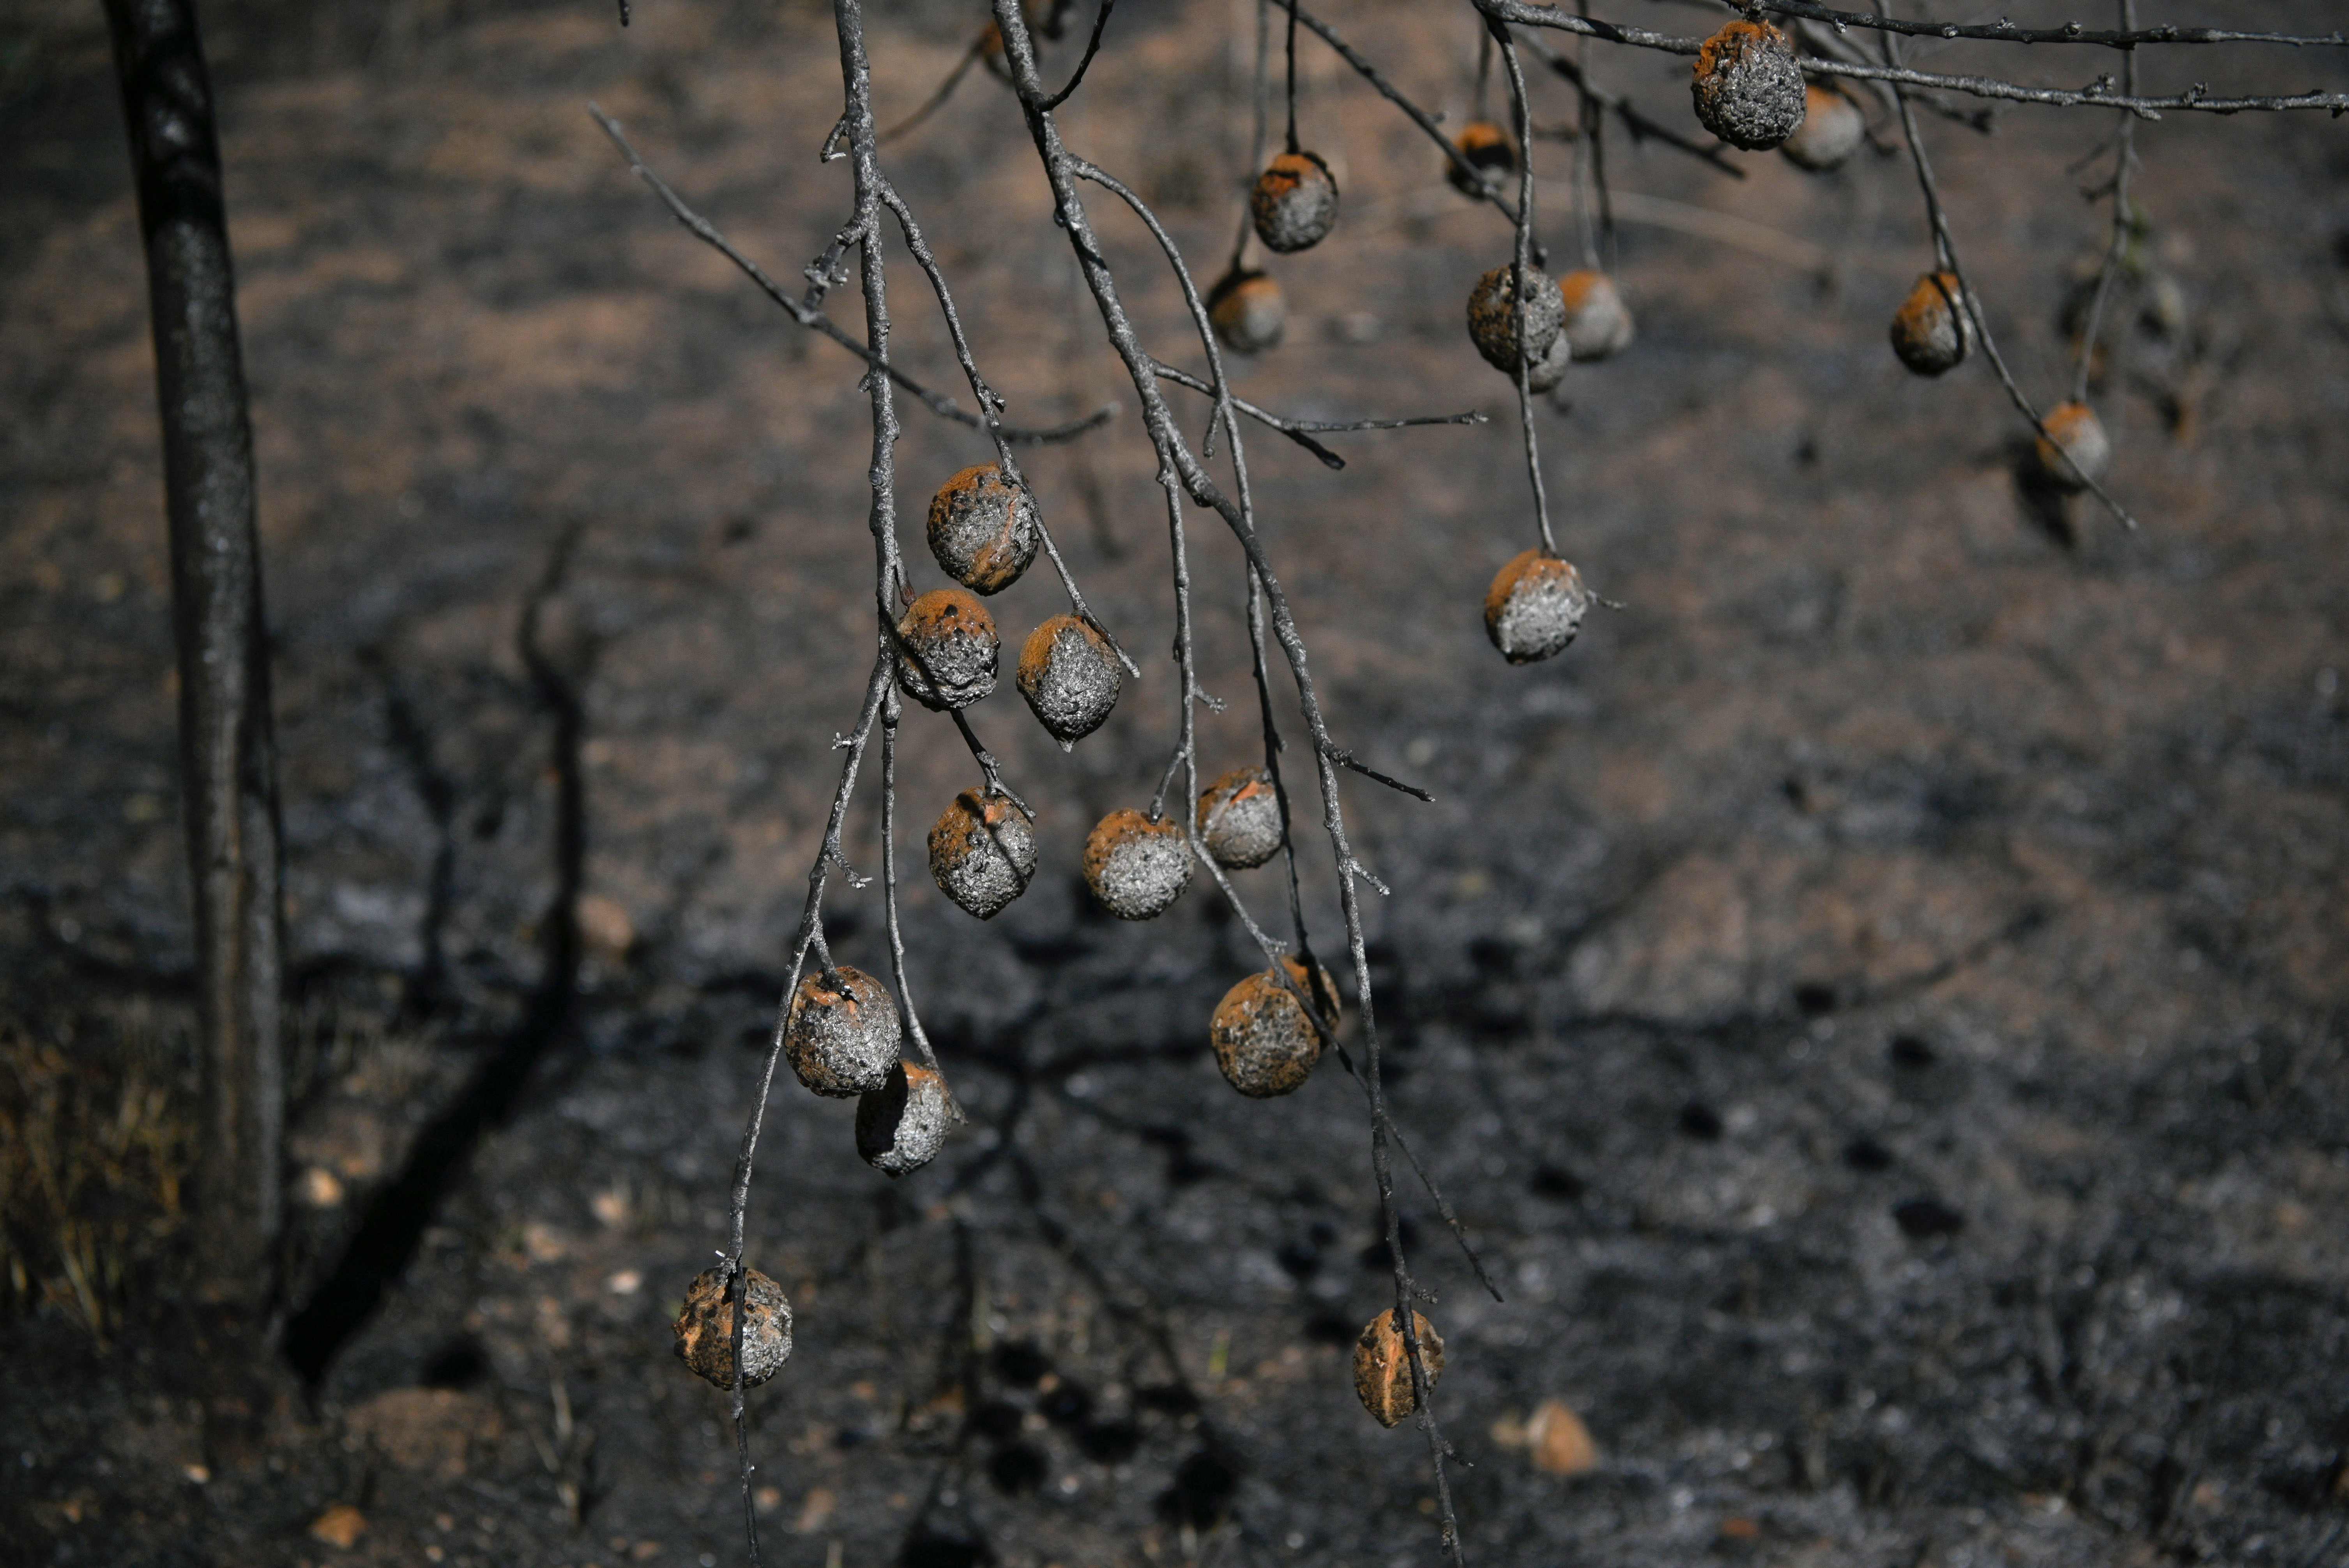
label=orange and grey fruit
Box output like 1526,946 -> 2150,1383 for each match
855,1060 -> 953,1178
1446,120 -> 1518,196
1195,765 -> 1283,869
928,787 -> 1037,920
1251,150 -> 1340,254
1890,270 -> 1971,377
1209,956 -> 1338,1098
1558,270 -> 1635,363
1354,1308 -> 1444,1427
1484,550 -> 1591,665
895,588 -> 999,711
1209,268 -> 1285,355
1780,84 -> 1865,171
1691,20 -> 1807,151
927,465 -> 1038,595
1017,614 -> 1121,748
1467,264 -> 1565,376
785,965 -> 900,1097
673,1266 -> 794,1389
2033,401 -> 2112,491
1082,808 -> 1191,920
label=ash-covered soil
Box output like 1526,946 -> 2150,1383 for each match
4,2 -> 2348,1566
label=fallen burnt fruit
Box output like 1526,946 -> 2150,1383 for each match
1210,956 -> 1338,1098
1467,263 -> 1565,375
1890,270 -> 1971,377
927,465 -> 1038,595
1195,765 -> 1283,869
1082,807 -> 1191,920
785,965 -> 901,1097
1017,614 -> 1121,748
1446,119 -> 1518,196
929,787 -> 1037,920
1780,84 -> 1865,171
1691,19 -> 1807,151
1251,150 -> 1340,254
856,1060 -> 953,1178
1558,269 -> 1635,363
1354,1308 -> 1445,1428
895,588 -> 999,711
1484,550 -> 1591,665
2033,401 -> 2112,491
1208,267 -> 1285,355
673,1266 -> 794,1389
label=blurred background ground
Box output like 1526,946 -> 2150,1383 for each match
3,1 -> 2348,1565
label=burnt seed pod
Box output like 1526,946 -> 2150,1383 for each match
2033,401 -> 2112,491
1017,614 -> 1121,748
1780,84 -> 1866,172
928,787 -> 1037,920
1353,1308 -> 1444,1428
1559,270 -> 1635,363
855,1060 -> 953,1178
1209,957 -> 1338,1098
1890,270 -> 1972,376
1250,150 -> 1340,254
895,588 -> 999,711
785,964 -> 900,1097
1691,20 -> 1807,152
1484,550 -> 1591,665
1208,268 -> 1285,355
1467,264 -> 1565,376
1446,120 -> 1517,196
926,465 -> 1039,595
1195,765 -> 1284,870
673,1266 -> 794,1389
1082,808 -> 1191,920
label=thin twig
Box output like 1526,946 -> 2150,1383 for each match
590,106 -> 1115,446
2072,0 -> 2140,404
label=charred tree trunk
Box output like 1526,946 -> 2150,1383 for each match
103,0 -> 285,1305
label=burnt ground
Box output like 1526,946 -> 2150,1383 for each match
4,1 -> 2349,1565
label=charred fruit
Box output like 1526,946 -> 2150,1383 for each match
1082,808 -> 1191,920
785,965 -> 901,1098
673,1266 -> 794,1389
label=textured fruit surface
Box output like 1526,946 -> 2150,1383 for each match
1250,151 -> 1339,254
1016,614 -> 1121,746
929,788 -> 1037,920
1484,550 -> 1591,664
785,965 -> 900,1097
1890,270 -> 1970,376
1196,765 -> 1284,869
1354,1309 -> 1445,1427
673,1267 -> 794,1389
1691,20 -> 1806,151
1082,808 -> 1191,920
1209,957 -> 1337,1098
895,588 -> 999,711
1467,264 -> 1565,374
926,465 -> 1038,595
856,1060 -> 952,1178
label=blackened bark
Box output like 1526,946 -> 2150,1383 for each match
103,0 -> 284,1303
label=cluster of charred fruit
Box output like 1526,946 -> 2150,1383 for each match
669,13 -> 2116,1422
